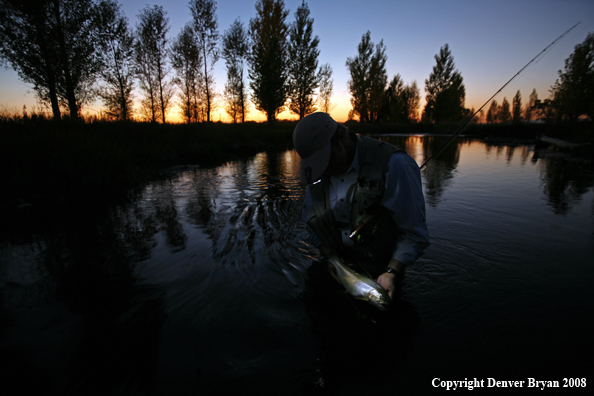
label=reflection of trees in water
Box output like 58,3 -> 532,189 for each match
22,205 -> 168,394
422,162 -> 456,208
420,137 -> 460,207
1,170 -> 226,392
141,183 -> 188,252
484,143 -> 532,166
182,151 -> 308,268
536,156 -> 594,215
376,135 -> 461,207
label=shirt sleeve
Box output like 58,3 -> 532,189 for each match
381,152 -> 430,265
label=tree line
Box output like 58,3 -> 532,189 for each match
1,0 -> 592,125
0,0 -> 334,124
347,30 -> 594,125
345,35 -> 466,124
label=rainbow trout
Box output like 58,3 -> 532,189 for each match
327,255 -> 391,311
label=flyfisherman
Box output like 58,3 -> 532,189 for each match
294,112 -> 430,299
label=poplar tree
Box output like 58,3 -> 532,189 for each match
384,75 -> 421,123
287,1 -> 320,119
346,31 -> 388,122
368,38 -> 388,122
524,89 -> 538,121
222,17 -> 249,123
486,100 -> 499,123
346,31 -> 373,122
248,0 -> 289,125
51,0 -> 103,119
317,63 -> 334,114
189,0 -> 219,123
500,97 -> 511,123
170,23 -> 202,123
385,74 -> 405,122
423,44 -> 465,123
134,5 -> 172,123
512,90 -> 522,123
403,81 -> 421,122
95,0 -> 135,121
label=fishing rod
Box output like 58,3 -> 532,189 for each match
419,22 -> 581,170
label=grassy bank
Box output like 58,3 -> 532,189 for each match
1,117 -> 296,212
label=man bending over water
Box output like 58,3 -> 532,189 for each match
294,112 -> 430,298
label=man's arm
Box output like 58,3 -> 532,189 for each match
378,152 -> 430,296
382,151 -> 430,265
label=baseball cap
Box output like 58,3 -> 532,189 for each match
293,112 -> 338,184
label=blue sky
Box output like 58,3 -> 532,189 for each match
1,0 -> 593,122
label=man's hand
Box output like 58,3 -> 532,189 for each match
377,272 -> 398,299
376,259 -> 405,299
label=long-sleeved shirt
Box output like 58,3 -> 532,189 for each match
302,140 -> 430,266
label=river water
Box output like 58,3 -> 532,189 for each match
1,135 -> 593,395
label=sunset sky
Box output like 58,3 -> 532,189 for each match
1,0 -> 593,123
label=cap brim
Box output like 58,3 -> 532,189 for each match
300,141 -> 331,184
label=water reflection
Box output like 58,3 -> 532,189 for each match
378,135 -> 461,207
378,134 -> 593,213
1,206 -> 167,394
484,144 -> 533,165
536,156 -> 594,215
1,137 -> 593,393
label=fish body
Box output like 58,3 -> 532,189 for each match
327,255 -> 391,311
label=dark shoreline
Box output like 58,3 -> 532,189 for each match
0,120 -> 295,220
1,119 -> 592,219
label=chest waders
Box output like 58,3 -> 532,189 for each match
306,136 -> 403,276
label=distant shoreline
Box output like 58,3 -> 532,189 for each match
1,119 -> 591,218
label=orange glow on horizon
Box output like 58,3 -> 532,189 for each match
179,94 -> 353,124
31,92 -> 490,125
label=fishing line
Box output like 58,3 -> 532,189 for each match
419,22 -> 581,170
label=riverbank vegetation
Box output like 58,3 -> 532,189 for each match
2,109 -> 592,217
1,0 -> 592,128
1,0 -> 593,216
0,115 -> 294,214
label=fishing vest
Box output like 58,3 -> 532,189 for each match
306,135 -> 403,272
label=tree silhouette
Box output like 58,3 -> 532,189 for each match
0,0 -> 102,120
134,5 -> 172,123
384,75 -> 421,123
346,31 -> 388,122
95,0 -> 135,121
403,81 -> 421,122
384,74 -> 404,122
189,0 -> 219,123
287,1 -> 320,119
1,0 -> 62,120
222,18 -> 249,123
317,63 -> 334,114
524,88 -> 538,121
486,100 -> 498,123
500,97 -> 511,123
550,32 -> 594,121
248,0 -> 289,125
512,90 -> 522,123
170,23 -> 202,123
423,44 -> 465,123
51,0 -> 102,119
